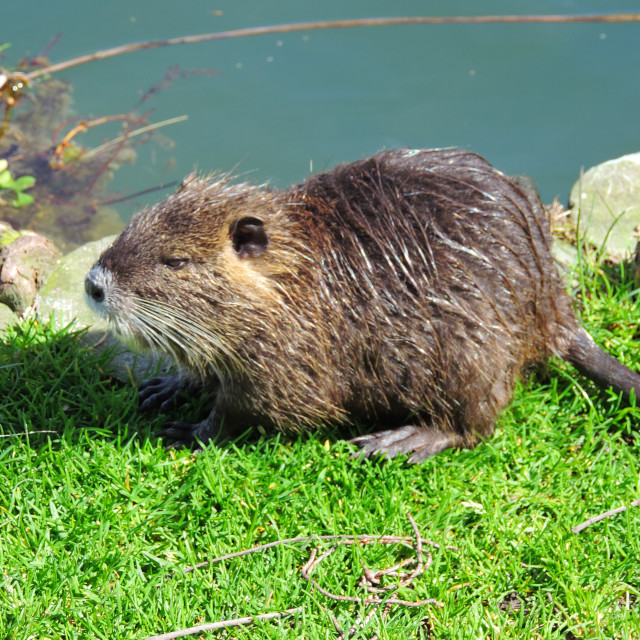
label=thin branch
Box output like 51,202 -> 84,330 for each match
403,513 -> 426,585
24,13 -> 640,81
82,115 -> 189,159
52,113 -> 138,144
154,515 -> 446,639
571,499 -> 640,533
98,181 -> 178,206
305,579 -> 439,608
181,532 -> 454,574
0,430 -> 58,438
300,513 -> 443,609
36,33 -> 63,61
142,606 -> 304,640
343,606 -> 383,640
326,607 -> 345,636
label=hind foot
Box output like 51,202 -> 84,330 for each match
350,425 -> 465,463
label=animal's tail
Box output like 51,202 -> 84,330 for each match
565,329 -> 640,399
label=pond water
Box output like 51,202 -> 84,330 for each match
3,0 -> 640,223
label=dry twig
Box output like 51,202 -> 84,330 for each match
142,607 -> 304,640
0,430 -> 58,438
181,531 -> 455,574
151,514 -> 448,639
21,13 -> 640,82
300,528 -> 440,605
571,499 -> 640,533
300,513 -> 443,639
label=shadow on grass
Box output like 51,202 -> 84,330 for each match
0,318 -> 157,448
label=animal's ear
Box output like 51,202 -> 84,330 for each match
230,217 -> 268,259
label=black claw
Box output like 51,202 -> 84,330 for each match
157,423 -> 192,440
158,398 -> 176,414
138,375 -> 188,413
156,411 -> 221,450
157,421 -> 204,448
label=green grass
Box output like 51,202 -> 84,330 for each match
1,259 -> 640,639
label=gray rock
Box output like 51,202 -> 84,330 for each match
0,302 -> 17,331
569,152 -> 640,259
0,220 -> 21,247
36,235 -> 170,383
37,236 -> 116,329
551,238 -> 579,272
0,229 -> 60,313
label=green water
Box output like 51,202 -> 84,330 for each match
4,0 -> 640,217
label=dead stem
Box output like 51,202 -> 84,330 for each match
571,498 -> 640,533
22,14 -> 640,82
154,514 -> 449,639
142,607 -> 304,640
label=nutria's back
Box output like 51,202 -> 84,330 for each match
85,148 -> 640,462
283,149 -> 574,435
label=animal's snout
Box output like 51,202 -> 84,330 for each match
85,269 -> 105,304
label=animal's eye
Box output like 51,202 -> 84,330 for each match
163,257 -> 188,270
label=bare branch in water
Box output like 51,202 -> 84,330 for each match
23,13 -> 640,81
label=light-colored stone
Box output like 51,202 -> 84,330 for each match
0,220 -> 20,248
36,235 -> 170,382
569,152 -> 640,259
0,228 -> 60,312
0,302 -> 17,331
37,236 -> 116,329
551,238 -> 579,273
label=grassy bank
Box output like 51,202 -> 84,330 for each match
1,259 -> 639,639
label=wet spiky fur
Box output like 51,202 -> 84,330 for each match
85,148 -> 640,461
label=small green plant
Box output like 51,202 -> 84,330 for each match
0,157 -> 35,206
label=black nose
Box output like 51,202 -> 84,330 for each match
85,275 -> 105,303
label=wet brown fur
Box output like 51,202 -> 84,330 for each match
86,148 -> 640,461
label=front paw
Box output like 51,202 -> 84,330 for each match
139,374 -> 188,413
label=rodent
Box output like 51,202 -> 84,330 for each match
85,148 -> 640,462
